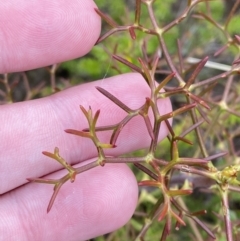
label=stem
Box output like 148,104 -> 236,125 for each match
177,197 -> 204,241
224,0 -> 240,30
50,64 -> 58,92
145,1 -> 185,86
221,189 -> 233,241
194,108 -> 222,158
186,95 -> 209,159
158,34 -> 185,86
192,71 -> 232,89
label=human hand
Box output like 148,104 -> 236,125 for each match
0,0 -> 171,240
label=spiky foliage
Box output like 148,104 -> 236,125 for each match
24,1 -> 240,240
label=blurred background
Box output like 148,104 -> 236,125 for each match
1,1 -> 240,240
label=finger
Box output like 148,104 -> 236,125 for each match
0,161 -> 138,241
0,0 -> 100,73
0,73 -> 172,193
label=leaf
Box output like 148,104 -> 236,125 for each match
94,8 -> 118,28
167,189 -> 192,196
96,86 -> 132,113
158,202 -> 169,222
65,129 -> 92,138
112,55 -> 142,73
185,57 -> 208,89
171,210 -> 186,226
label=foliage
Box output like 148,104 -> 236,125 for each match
2,0 -> 240,240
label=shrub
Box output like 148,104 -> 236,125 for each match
3,0 -> 240,240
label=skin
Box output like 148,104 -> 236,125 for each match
0,0 -> 172,240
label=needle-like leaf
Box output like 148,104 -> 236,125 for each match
96,86 -> 133,113
94,8 -> 118,28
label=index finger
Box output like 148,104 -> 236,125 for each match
0,73 -> 172,194
0,0 -> 100,73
